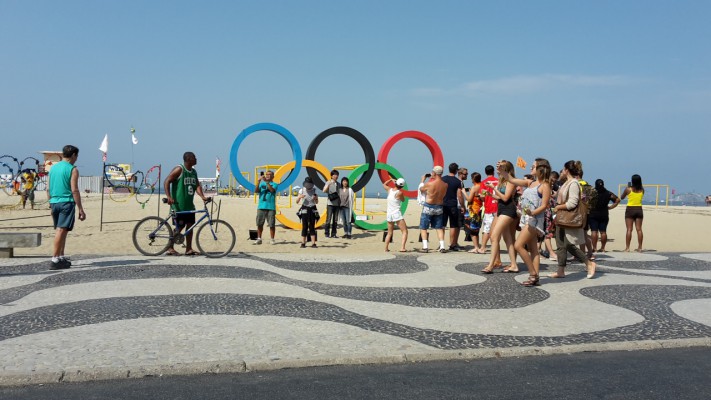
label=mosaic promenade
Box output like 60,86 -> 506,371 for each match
1,251 -> 710,385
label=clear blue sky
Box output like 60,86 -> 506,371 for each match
2,0 -> 710,195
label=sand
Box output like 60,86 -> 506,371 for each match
1,192 -> 709,257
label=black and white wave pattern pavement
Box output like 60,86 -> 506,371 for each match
0,252 -> 710,372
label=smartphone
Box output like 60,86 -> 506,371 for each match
425,173 -> 431,179
627,181 -> 631,187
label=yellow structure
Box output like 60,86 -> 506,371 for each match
273,160 -> 330,230
617,184 -> 669,207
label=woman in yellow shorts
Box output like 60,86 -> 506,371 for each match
621,174 -> 644,252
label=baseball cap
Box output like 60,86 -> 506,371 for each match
432,166 -> 444,175
395,178 -> 406,187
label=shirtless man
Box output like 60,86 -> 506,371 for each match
419,165 -> 448,253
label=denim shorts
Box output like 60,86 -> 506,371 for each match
51,201 -> 76,231
419,204 -> 444,229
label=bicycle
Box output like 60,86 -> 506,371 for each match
132,197 -> 236,257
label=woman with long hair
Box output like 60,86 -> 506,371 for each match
481,160 -> 518,274
551,160 -> 597,279
466,172 -> 484,253
621,174 -> 644,252
338,177 -> 355,239
509,162 -> 552,286
588,179 -> 620,252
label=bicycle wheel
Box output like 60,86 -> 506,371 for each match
195,219 -> 236,258
132,216 -> 174,256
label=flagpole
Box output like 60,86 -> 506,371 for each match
130,126 -> 135,170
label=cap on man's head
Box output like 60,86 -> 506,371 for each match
395,178 -> 406,187
432,166 -> 444,175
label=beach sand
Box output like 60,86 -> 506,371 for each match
1,192 -> 709,257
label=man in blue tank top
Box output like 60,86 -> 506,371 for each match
47,145 -> 86,270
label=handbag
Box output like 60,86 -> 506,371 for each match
328,191 -> 340,202
555,182 -> 585,229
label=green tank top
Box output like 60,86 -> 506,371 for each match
48,161 -> 75,204
171,165 -> 198,211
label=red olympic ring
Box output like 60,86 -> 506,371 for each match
377,130 -> 444,198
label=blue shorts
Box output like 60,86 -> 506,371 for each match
51,201 -> 76,231
419,204 -> 444,230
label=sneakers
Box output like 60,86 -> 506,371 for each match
438,247 -> 448,253
49,259 -> 70,270
254,238 -> 262,245
270,239 -> 276,245
449,245 -> 462,252
300,243 -> 306,248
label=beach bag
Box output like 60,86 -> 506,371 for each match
555,182 -> 587,229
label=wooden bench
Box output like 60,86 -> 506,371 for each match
0,233 -> 42,258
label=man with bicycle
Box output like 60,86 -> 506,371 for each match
164,152 -> 209,256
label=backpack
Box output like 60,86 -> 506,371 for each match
578,180 -> 597,215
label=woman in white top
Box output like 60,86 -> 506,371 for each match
338,177 -> 355,239
506,161 -> 552,287
383,177 -> 408,252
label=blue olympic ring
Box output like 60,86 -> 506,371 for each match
229,123 -> 302,192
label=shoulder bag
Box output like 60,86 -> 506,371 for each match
555,182 -> 585,229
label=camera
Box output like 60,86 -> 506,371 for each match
425,173 -> 431,179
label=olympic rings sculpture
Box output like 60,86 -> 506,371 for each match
229,123 -> 444,230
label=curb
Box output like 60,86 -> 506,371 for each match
2,337 -> 709,387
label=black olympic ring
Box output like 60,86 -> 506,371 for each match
304,126 -> 375,193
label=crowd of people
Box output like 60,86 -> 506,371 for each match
40,147 -> 647,283
254,158 -> 646,287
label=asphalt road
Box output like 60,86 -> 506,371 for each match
2,347 -> 710,399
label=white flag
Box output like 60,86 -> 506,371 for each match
132,133 -> 138,144
99,134 -> 109,153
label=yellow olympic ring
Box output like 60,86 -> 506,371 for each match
273,159 -> 330,230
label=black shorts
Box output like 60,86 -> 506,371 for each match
588,216 -> 609,232
175,212 -> 196,227
625,206 -> 643,220
497,201 -> 517,219
443,205 -> 461,228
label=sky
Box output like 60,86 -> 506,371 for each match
1,0 -> 710,197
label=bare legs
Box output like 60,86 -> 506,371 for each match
385,219 -> 408,252
514,225 -> 540,283
624,217 -> 643,251
483,215 -> 515,272
52,227 -> 69,258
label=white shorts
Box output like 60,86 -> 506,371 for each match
387,210 -> 404,222
482,213 -> 495,234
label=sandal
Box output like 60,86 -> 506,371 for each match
522,275 -> 540,287
503,266 -> 520,273
481,266 -> 495,274
165,249 -> 180,256
185,250 -> 201,256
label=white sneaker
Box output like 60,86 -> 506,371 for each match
270,239 -> 276,245
254,238 -> 262,245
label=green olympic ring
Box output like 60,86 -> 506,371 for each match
348,162 -> 409,231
